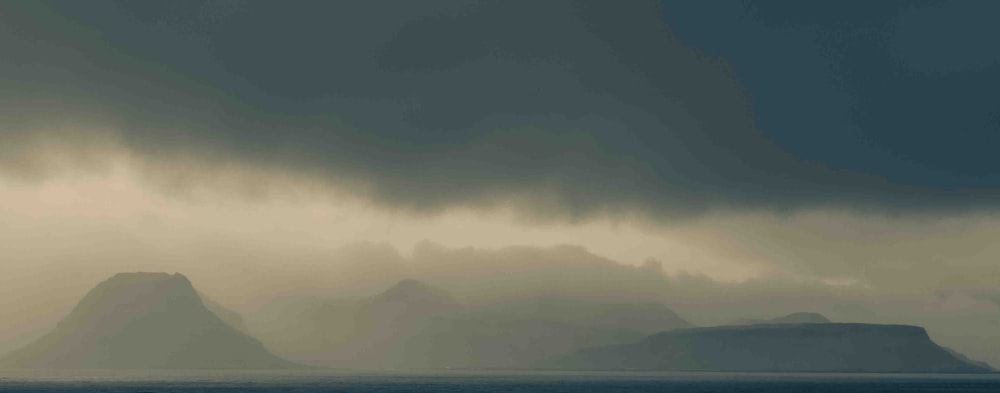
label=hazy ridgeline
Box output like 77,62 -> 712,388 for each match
2,242 -> 999,370
1,270 -> 990,373
249,279 -> 692,369
0,269 -> 697,371
238,275 -> 988,372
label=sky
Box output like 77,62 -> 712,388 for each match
2,0 -> 1000,364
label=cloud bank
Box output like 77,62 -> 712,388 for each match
3,1 -> 1000,222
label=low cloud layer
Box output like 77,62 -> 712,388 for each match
3,1 -> 1000,222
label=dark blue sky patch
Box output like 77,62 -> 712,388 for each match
663,0 -> 1000,188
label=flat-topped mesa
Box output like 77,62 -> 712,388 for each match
1,272 -> 294,369
553,323 -> 992,373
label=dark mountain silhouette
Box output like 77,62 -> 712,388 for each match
0,272 -> 294,369
943,346 -> 994,370
552,323 -> 992,373
729,311 -> 831,326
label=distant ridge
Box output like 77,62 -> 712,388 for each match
1,272 -> 294,369
552,323 -> 993,373
729,312 -> 831,326
362,278 -> 462,323
254,279 -> 694,369
200,294 -> 250,334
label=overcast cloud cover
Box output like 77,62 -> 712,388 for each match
4,0 -> 1000,218
3,0 -> 1000,366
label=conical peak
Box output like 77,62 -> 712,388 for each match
3,272 -> 294,369
90,272 -> 198,300
62,272 -> 203,329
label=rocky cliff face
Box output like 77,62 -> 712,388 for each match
554,323 -> 992,373
1,272 -> 293,369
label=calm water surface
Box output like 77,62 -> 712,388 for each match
2,369 -> 999,392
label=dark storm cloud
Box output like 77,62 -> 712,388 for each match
3,0 -> 1000,220
663,0 -> 1000,188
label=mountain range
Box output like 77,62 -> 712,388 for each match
1,272 -> 992,373
251,279 -> 693,369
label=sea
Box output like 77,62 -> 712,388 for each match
2,370 -> 999,392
